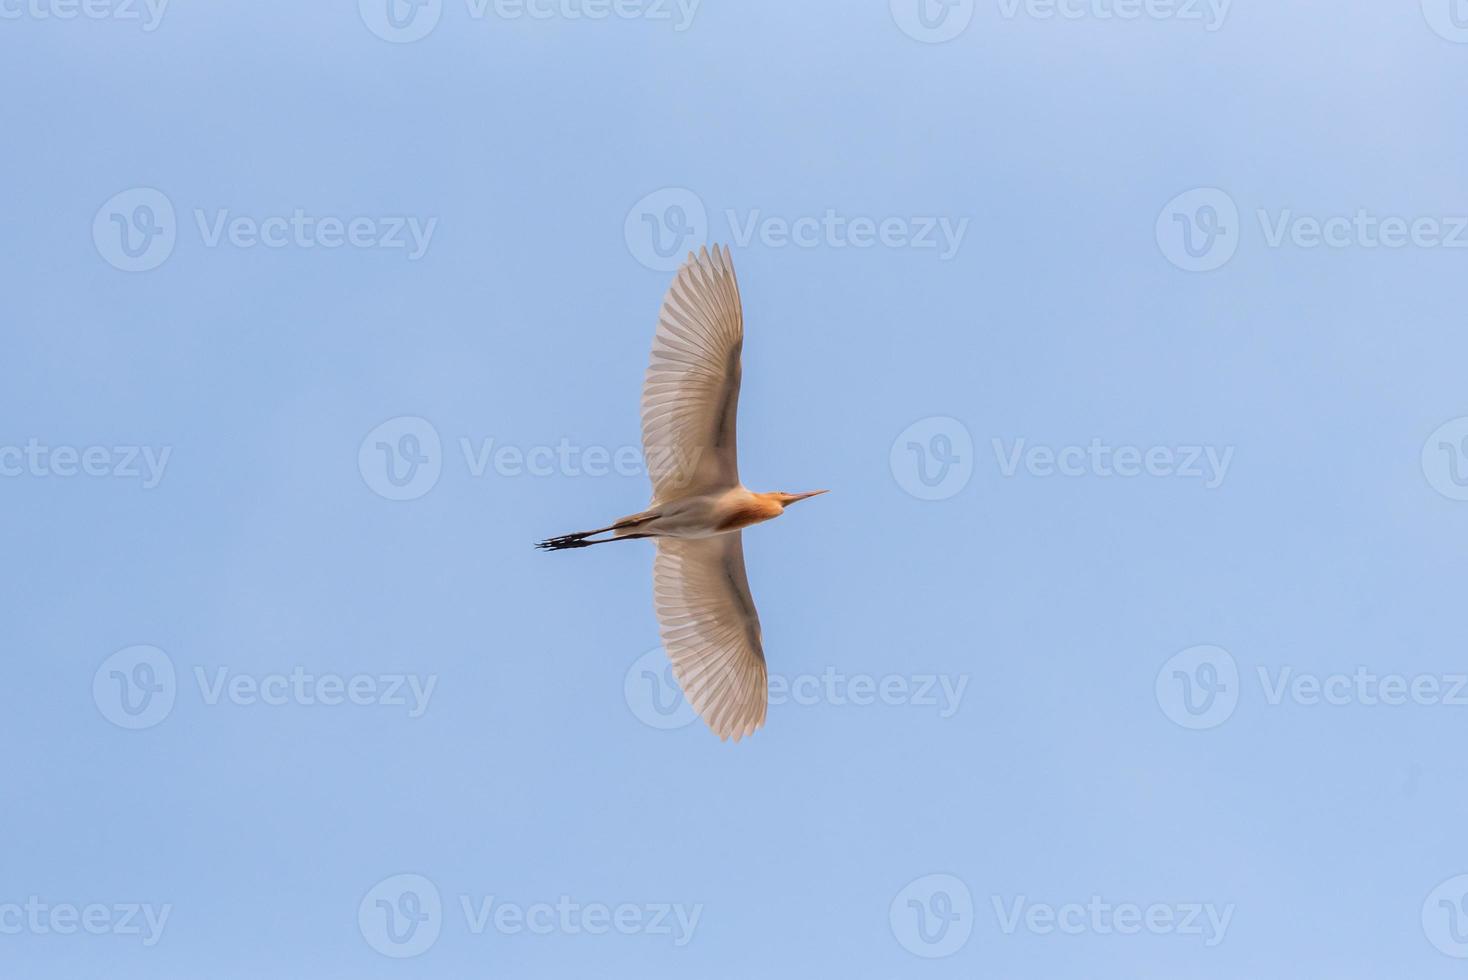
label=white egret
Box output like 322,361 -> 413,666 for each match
538,245 -> 826,741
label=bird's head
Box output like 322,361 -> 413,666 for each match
771,489 -> 828,509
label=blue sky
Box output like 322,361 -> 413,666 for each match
4,1 -> 1468,977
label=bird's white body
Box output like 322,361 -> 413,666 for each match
539,245 -> 825,741
616,486 -> 783,540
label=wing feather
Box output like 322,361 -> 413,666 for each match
640,245 -> 743,502
652,533 -> 767,741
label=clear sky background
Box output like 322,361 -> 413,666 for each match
4,1 -> 1468,977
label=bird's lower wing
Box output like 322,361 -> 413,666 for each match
652,533 -> 767,741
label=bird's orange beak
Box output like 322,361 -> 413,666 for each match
787,490 -> 828,503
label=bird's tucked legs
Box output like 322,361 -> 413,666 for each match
535,515 -> 656,551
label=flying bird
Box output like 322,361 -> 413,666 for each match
537,245 -> 826,741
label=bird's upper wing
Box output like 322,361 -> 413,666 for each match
640,244 -> 743,503
653,533 -> 767,741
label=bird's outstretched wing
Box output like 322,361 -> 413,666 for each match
640,244 -> 743,503
653,533 -> 767,741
